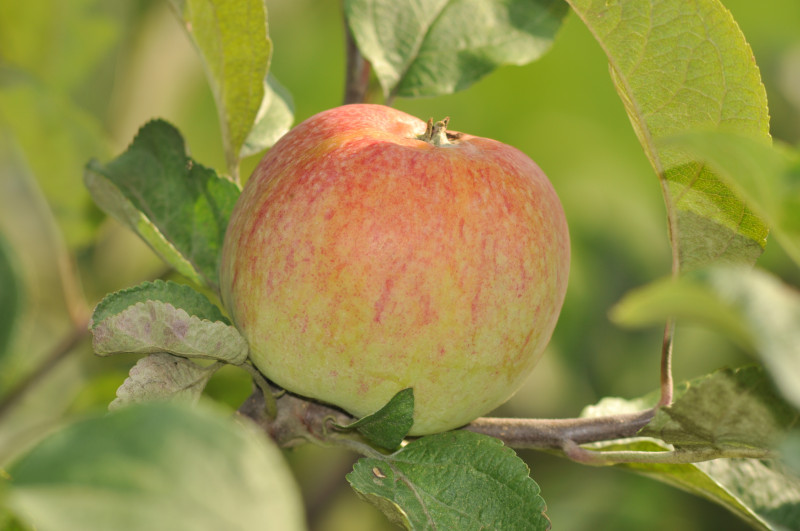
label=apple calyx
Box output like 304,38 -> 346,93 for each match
419,117 -> 452,146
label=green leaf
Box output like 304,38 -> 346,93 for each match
5,402 -> 306,531
781,431 -> 800,477
694,459 -> 800,531
90,280 -> 229,327
240,74 -> 295,158
594,438 -> 798,531
0,233 -> 22,365
612,267 -> 800,410
344,0 -> 567,99
584,396 -> 800,530
91,300 -> 248,364
335,388 -> 414,451
639,366 -> 798,451
84,120 -> 240,291
566,0 -> 771,271
170,0 -> 272,176
663,131 -> 800,267
347,431 -> 549,530
109,353 -> 222,411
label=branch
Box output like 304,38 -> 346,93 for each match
659,318 -> 675,406
237,386 -> 656,453
463,410 -> 655,450
342,16 -> 371,105
237,384 -> 353,448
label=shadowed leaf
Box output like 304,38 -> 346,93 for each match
335,388 -> 414,451
84,120 -> 240,291
347,431 -> 549,530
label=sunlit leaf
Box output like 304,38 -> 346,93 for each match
345,0 -> 567,99
567,0 -> 771,271
347,431 -> 549,530
6,402 -> 306,531
663,131 -> 800,267
109,353 -> 222,410
84,120 -> 240,291
240,74 -> 294,158
170,0 -> 272,175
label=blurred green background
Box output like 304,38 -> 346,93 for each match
1,0 -> 799,529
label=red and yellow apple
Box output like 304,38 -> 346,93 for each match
220,104 -> 569,435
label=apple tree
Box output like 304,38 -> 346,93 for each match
0,0 -> 799,529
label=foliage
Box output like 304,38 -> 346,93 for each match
1,0 -> 799,529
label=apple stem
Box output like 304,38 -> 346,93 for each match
419,117 -> 452,146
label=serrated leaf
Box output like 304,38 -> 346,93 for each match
5,402 -> 306,531
567,0 -> 770,271
347,431 -> 549,530
0,233 -> 22,364
91,300 -> 248,364
584,395 -> 800,530
663,131 -> 800,267
90,280 -> 229,328
639,366 -> 798,450
335,388 -> 414,451
344,0 -> 567,99
612,267 -> 800,410
240,74 -> 294,158
170,0 -> 272,175
84,120 -> 240,291
109,353 -> 222,411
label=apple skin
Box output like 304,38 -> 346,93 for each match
220,104 -> 569,435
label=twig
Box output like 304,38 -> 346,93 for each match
464,409 -> 655,450
237,385 -> 353,448
659,318 -> 675,406
342,16 -> 371,105
237,386 -> 656,453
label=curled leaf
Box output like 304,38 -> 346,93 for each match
110,353 -> 222,410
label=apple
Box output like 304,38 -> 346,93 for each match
220,104 -> 570,435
